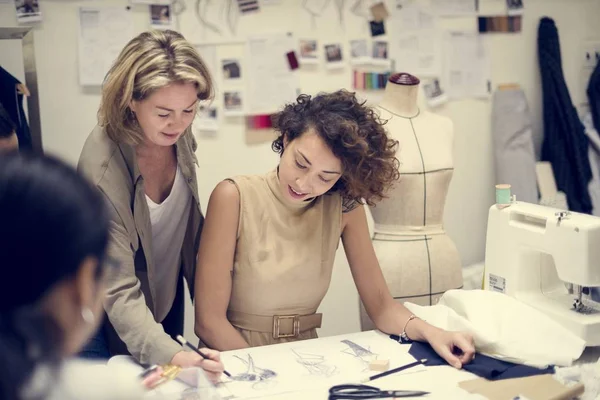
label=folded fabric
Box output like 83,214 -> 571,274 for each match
408,341 -> 554,381
404,289 -> 585,368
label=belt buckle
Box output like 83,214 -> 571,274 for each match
272,314 -> 300,339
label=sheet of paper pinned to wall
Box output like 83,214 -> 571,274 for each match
195,44 -> 218,81
78,7 -> 133,86
444,32 -> 491,99
389,4 -> 442,77
431,0 -> 478,16
245,33 -> 298,115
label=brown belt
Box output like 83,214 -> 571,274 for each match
227,309 -> 322,339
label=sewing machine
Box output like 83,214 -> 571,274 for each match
483,201 -> 600,346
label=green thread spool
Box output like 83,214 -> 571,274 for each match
496,184 -> 512,209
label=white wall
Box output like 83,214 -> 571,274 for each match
2,0 -> 600,340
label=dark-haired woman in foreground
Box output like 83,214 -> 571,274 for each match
194,90 -> 476,369
0,153 -> 170,400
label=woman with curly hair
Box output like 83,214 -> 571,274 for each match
195,90 -> 475,369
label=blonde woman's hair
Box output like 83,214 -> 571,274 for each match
98,30 -> 213,144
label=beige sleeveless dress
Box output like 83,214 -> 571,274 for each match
226,169 -> 342,347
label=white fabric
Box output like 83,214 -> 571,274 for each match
34,359 -> 148,400
146,165 -> 192,316
404,289 -> 586,368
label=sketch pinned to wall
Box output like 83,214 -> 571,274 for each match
350,39 -> 370,65
15,0 -> 42,23
78,6 -> 134,86
444,31 -> 491,99
350,0 -> 369,19
224,91 -> 244,116
222,59 -> 242,80
130,0 -> 170,5
245,33 -> 298,114
299,39 -> 319,64
194,0 -> 221,35
324,43 -> 344,69
237,0 -> 259,14
394,2 -> 436,31
149,5 -> 175,30
430,0 -> 477,16
302,0 -> 329,28
333,0 -> 346,28
389,31 -> 442,77
192,0 -> 240,37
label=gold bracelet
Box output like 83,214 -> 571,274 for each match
400,314 -> 416,343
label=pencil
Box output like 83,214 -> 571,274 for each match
362,359 -> 427,382
176,335 -> 232,377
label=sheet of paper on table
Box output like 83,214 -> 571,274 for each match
216,330 -> 424,399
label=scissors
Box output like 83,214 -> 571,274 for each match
329,384 -> 429,399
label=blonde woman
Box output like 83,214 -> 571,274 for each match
78,30 -> 223,380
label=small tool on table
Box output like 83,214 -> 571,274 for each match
328,384 -> 429,399
138,363 -> 183,389
363,359 -> 427,382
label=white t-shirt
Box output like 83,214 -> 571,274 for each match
146,165 -> 192,318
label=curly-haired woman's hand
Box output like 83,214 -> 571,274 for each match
426,328 -> 476,369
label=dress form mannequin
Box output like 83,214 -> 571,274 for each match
360,73 -> 463,330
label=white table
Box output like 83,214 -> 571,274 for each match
215,330 -> 484,399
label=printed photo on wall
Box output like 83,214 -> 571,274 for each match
506,0 -> 524,15
149,5 -> 174,29
371,40 -> 389,66
423,78 -> 448,108
193,105 -> 219,137
222,59 -> 242,80
15,0 -> 42,23
299,39 -> 319,64
324,43 -> 344,69
350,39 -> 371,65
223,91 -> 244,116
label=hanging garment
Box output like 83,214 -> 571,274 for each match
587,58 -> 600,133
582,112 -> 600,216
538,17 -> 593,214
0,66 -> 32,150
491,88 -> 538,203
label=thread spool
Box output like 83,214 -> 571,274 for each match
495,184 -> 513,209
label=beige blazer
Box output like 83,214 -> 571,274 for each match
78,126 -> 203,365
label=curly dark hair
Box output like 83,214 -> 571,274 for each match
272,90 -> 400,206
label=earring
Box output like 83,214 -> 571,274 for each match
81,307 -> 95,325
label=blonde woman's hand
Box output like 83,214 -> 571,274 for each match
171,349 -> 224,383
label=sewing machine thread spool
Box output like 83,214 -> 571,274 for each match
495,184 -> 513,209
